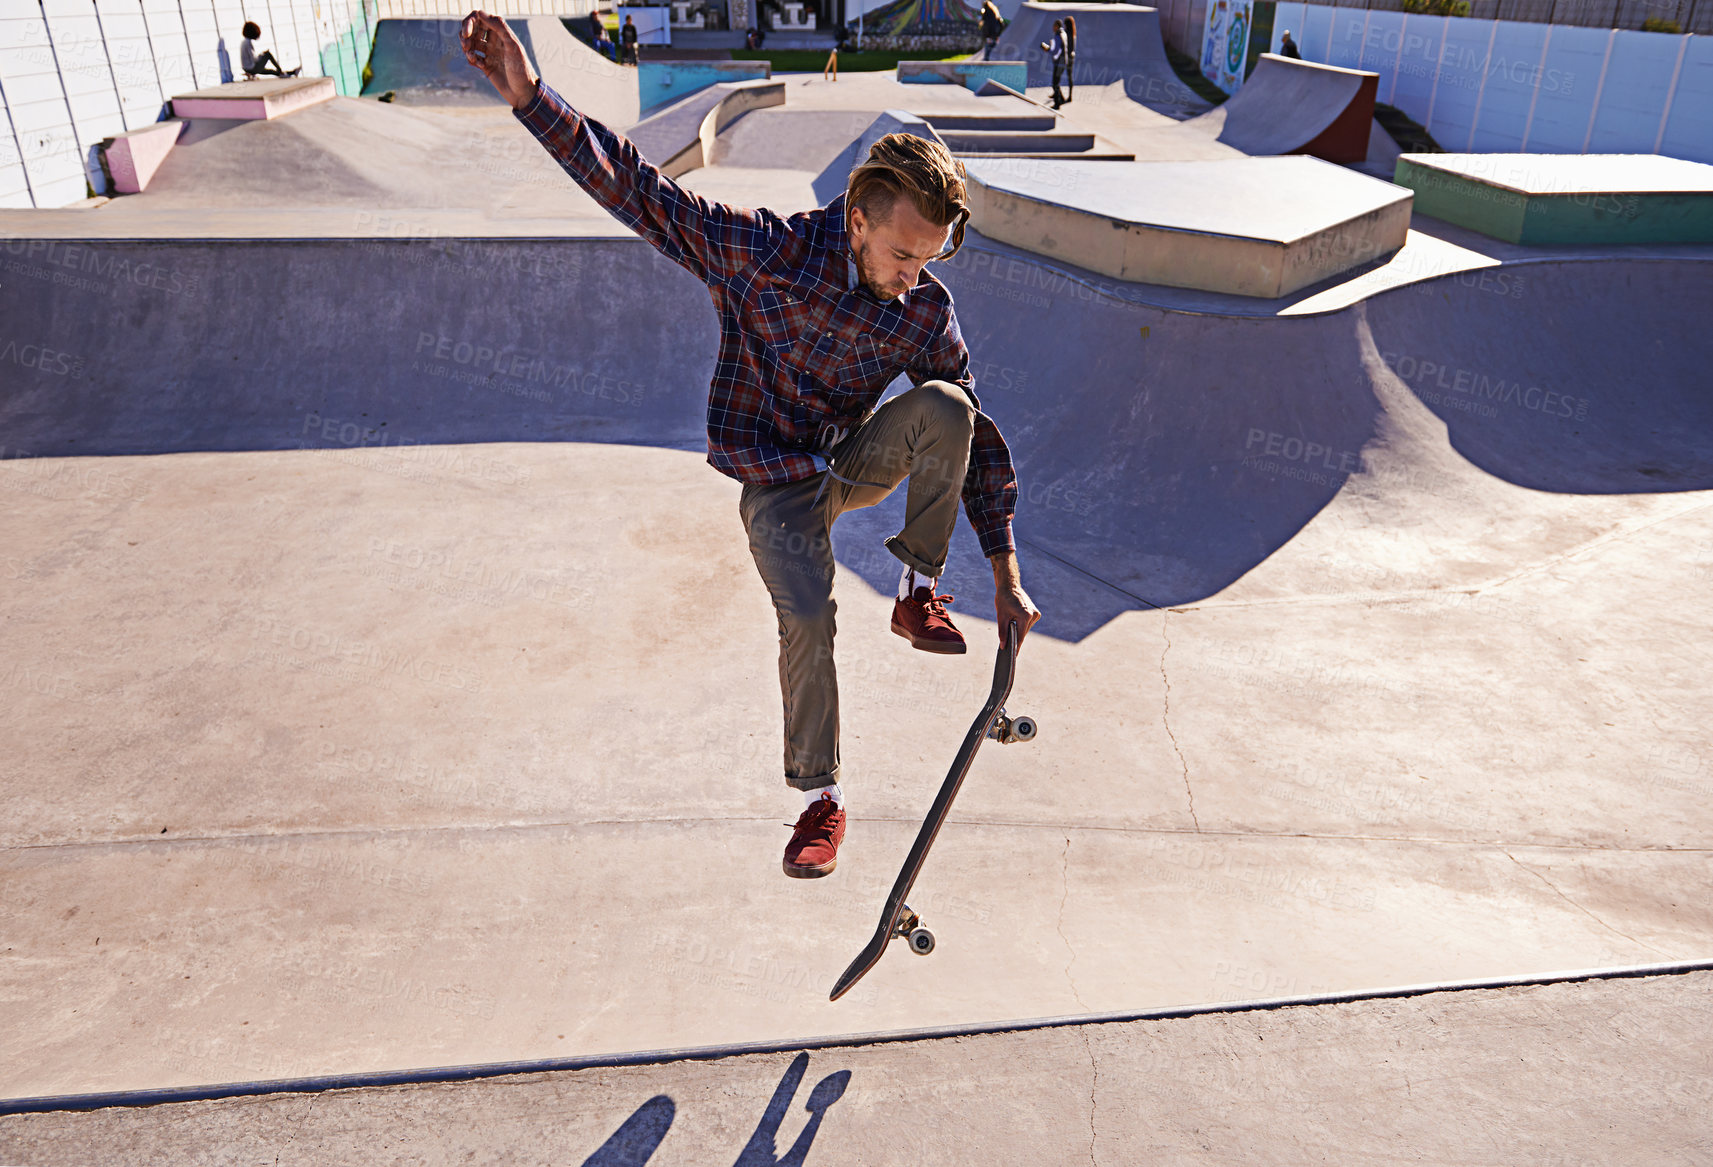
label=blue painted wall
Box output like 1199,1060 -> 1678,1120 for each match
637,61 -> 769,114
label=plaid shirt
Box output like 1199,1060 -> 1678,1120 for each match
514,80 -> 1017,558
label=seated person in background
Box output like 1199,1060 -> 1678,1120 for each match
241,22 -> 300,77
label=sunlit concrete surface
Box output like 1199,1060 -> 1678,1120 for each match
3,971 -> 1711,1163
2,24 -> 1712,1146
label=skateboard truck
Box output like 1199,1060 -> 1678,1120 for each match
986,708 -> 1036,745
895,905 -> 935,955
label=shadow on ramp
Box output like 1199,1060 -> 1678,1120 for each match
1365,260 -> 1713,495
3,227 -> 1707,641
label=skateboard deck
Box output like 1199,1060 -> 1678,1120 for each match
829,619 -> 1035,1001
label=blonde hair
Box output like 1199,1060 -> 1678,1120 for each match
845,132 -> 969,260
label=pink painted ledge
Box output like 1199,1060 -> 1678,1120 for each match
169,77 -> 336,122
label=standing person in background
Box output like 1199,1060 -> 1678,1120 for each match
979,1 -> 1004,59
1063,15 -> 1076,102
621,14 -> 639,64
1040,18 -> 1066,109
1278,29 -> 1301,57
824,20 -> 849,80
240,22 -> 300,78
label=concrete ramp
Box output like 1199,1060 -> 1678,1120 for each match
811,110 -> 946,206
103,96 -> 599,216
362,18 -> 520,105
1189,53 -> 1378,163
513,15 -> 639,130
363,17 -> 639,128
991,2 -> 1207,115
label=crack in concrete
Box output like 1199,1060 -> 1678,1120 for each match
1504,850 -> 1673,958
1083,1028 -> 1101,1166
1057,835 -> 1088,1012
1160,613 -> 1200,832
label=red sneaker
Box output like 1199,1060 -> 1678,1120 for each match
783,792 -> 846,878
891,585 -> 967,654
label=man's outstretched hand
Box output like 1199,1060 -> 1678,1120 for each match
991,551 -> 1042,649
460,11 -> 539,109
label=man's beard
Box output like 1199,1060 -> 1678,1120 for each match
852,239 -> 903,301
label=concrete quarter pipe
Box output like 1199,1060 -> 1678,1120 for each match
991,2 -> 1208,115
1188,52 -> 1378,161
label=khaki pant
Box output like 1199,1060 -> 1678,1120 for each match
740,380 -> 975,791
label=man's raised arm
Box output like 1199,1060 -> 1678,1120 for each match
460,11 -> 778,285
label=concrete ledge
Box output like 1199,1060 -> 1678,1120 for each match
967,156 -> 1412,298
1396,153 -> 1713,245
896,60 -> 1028,92
6,958 -> 1707,1114
169,77 -> 335,121
627,78 -> 786,178
98,121 -> 185,194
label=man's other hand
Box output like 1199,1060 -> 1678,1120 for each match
461,11 -> 539,109
991,551 -> 1042,649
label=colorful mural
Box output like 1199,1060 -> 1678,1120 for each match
857,0 -> 981,37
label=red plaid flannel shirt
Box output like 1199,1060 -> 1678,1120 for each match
514,80 -> 1018,558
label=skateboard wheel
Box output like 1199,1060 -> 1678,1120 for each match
908,927 -> 935,955
1012,715 -> 1037,742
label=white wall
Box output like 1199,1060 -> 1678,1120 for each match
1272,3 -> 1713,161
0,0 -> 597,209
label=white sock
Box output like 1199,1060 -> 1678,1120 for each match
898,566 -> 937,600
805,783 -> 844,808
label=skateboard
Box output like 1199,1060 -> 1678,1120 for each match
829,619 -> 1036,1002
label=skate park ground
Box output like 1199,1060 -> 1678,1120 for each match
2,11 -> 1712,1162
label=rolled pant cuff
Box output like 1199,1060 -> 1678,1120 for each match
884,535 -> 944,579
786,767 -> 840,792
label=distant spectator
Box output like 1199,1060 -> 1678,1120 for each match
1063,14 -> 1076,101
979,1 -> 1004,59
588,8 -> 605,44
1040,18 -> 1065,109
240,21 -> 300,78
825,21 -> 849,80
1279,29 -> 1301,58
745,24 -> 767,49
593,25 -> 618,60
621,14 -> 639,64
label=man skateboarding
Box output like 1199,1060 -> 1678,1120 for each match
460,11 -> 1041,880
